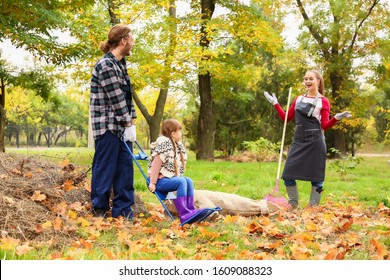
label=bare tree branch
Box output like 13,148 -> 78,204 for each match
131,89 -> 151,122
348,0 -> 381,53
329,0 -> 341,55
296,0 -> 329,59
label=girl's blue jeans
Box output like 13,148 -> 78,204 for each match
153,176 -> 194,197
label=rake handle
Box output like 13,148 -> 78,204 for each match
276,87 -> 292,185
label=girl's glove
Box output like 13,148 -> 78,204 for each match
335,111 -> 352,120
264,91 -> 278,105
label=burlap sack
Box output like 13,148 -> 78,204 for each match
165,190 -> 280,217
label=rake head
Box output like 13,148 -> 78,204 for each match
263,180 -> 289,209
264,193 -> 289,208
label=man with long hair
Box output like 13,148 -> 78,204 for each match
90,24 -> 137,219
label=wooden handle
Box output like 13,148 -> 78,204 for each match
276,87 -> 292,180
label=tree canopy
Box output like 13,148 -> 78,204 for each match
0,0 -> 388,155
0,0 -> 94,64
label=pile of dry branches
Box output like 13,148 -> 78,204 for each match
0,153 -> 146,244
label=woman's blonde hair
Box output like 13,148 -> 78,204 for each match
99,24 -> 132,53
161,119 -> 185,176
307,69 -> 325,95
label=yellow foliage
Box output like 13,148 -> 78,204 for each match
0,237 -> 20,250
77,217 -> 90,227
68,209 -> 78,220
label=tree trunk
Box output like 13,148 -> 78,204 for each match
197,73 -> 215,160
333,130 -> 346,154
29,125 -> 37,146
38,132 -> 43,145
148,115 -> 163,143
0,77 -> 5,152
196,0 -> 215,161
0,105 -> 5,152
54,129 -> 70,145
133,88 -> 169,143
328,70 -> 347,155
16,126 -> 20,148
133,84 -> 169,144
107,0 -> 120,25
351,129 -> 355,157
47,126 -> 51,147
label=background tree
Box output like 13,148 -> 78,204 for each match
211,1 -> 306,156
196,0 -> 216,161
0,0 -> 94,152
190,0 -> 291,159
5,87 -> 42,147
0,0 -> 93,64
371,37 -> 390,145
5,68 -> 61,147
6,81 -> 88,148
0,60 -> 59,150
131,0 -> 181,142
70,0 -> 190,143
1,0 -> 388,156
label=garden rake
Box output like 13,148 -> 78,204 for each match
263,87 -> 292,208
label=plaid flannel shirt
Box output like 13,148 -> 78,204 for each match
90,52 -> 137,140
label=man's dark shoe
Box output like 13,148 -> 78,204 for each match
92,208 -> 107,218
121,210 -> 134,221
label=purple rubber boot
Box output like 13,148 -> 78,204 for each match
187,195 -> 196,211
173,196 -> 203,223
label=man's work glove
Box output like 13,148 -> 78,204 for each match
264,91 -> 278,105
123,125 -> 136,142
335,111 -> 352,120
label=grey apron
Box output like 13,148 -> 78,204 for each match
282,94 -> 326,182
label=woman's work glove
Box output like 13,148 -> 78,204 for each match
264,91 -> 278,105
335,111 -> 352,120
123,125 -> 136,142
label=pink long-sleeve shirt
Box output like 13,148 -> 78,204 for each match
148,155 -> 163,184
274,94 -> 338,131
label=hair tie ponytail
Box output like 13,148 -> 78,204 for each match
99,41 -> 110,54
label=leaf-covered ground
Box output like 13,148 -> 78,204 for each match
0,153 -> 389,260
